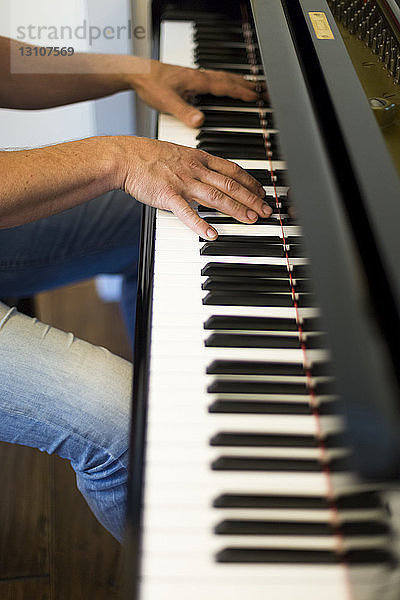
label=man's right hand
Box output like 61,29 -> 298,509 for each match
113,136 -> 272,240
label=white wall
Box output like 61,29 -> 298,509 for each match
0,0 -> 134,149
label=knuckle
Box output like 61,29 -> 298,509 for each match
245,193 -> 260,207
209,187 -> 225,204
230,161 -> 242,176
195,148 -> 210,163
187,158 -> 201,172
222,198 -> 239,214
175,203 -> 194,221
159,184 -> 178,207
224,177 -> 240,196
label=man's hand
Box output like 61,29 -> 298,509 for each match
114,136 -> 272,239
126,60 -> 260,128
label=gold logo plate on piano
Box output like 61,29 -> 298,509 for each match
308,11 -> 334,40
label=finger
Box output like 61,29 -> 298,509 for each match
166,90 -> 205,128
193,169 -> 272,219
200,152 -> 266,198
169,194 -> 218,239
198,70 -> 258,102
187,181 -> 261,223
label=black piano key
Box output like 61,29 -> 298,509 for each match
201,263 -> 310,278
196,52 -> 261,65
246,169 -> 287,186
203,215 -> 294,225
317,399 -> 342,415
213,494 -> 326,509
202,277 -> 308,293
205,333 -> 302,349
212,491 -> 382,510
195,94 -> 268,108
209,432 -> 345,448
210,433 -> 318,448
201,110 -> 271,128
207,380 -> 307,394
207,379 -> 333,394
194,39 -> 247,48
199,235 -> 283,243
194,33 -> 245,41
206,360 -> 308,375
194,25 -> 243,33
211,456 -> 348,472
341,521 -> 390,536
304,334 -> 329,349
208,399 -> 311,415
199,146 -> 275,160
215,520 -> 354,536
336,492 -> 383,510
216,548 -> 336,564
200,236 -> 302,247
197,131 -> 273,145
209,398 -> 339,416
194,46 -> 250,55
216,548 -> 393,564
211,456 -> 326,472
194,36 -> 245,44
203,315 -> 320,331
200,242 -> 297,257
202,291 -> 314,307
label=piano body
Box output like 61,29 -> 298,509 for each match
127,1 -> 400,598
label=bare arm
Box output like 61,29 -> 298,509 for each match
0,36 -> 259,127
0,137 -> 118,227
0,36 -> 143,109
0,136 -> 271,236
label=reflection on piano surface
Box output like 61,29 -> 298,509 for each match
128,1 -> 400,599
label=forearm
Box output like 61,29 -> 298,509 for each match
0,136 -> 120,228
0,36 -> 147,109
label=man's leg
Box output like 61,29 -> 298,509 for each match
0,190 -> 142,338
0,302 -> 132,542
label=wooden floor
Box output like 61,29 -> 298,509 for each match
0,280 -> 132,600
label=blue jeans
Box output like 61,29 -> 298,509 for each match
0,190 -> 142,542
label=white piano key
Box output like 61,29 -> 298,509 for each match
143,469 -> 353,497
155,224 -> 302,237
149,346 -> 328,364
145,402 -> 343,430
160,21 -> 195,68
145,444 -> 348,463
234,159 -> 286,170
141,504 -> 384,525
150,304 -> 318,319
201,127 -> 278,134
142,476 -> 375,512
142,530 -> 390,555
139,576 -> 350,600
154,239 -> 305,253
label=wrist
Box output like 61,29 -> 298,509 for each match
85,135 -> 126,192
119,56 -> 152,90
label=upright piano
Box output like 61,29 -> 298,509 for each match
127,1 -> 400,598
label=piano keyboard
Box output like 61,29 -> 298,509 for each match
138,16 -> 397,600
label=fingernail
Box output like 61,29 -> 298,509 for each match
259,186 -> 266,197
247,210 -> 258,221
262,203 -> 272,216
206,228 -> 217,239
